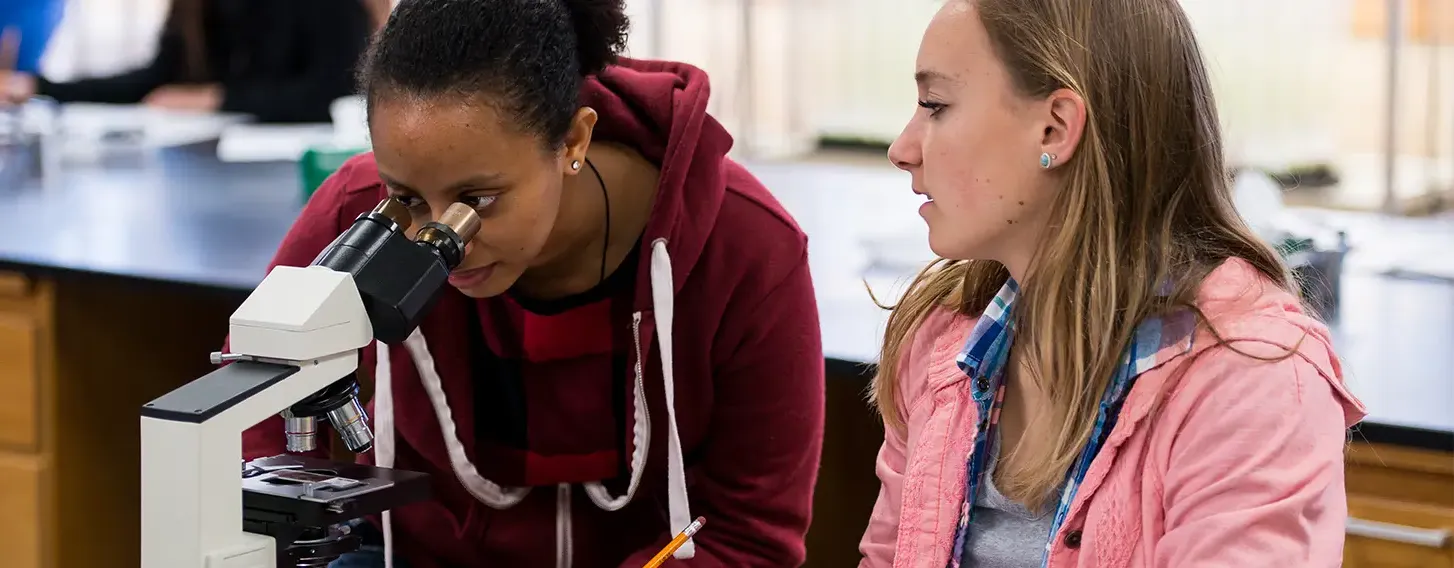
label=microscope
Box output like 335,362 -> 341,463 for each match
140,198 -> 481,568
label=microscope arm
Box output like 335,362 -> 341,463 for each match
142,354 -> 361,567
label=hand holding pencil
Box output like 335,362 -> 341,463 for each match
642,516 -> 706,568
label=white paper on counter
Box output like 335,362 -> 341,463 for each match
57,103 -> 250,148
216,123 -> 339,163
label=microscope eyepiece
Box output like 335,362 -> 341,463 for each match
310,199 -> 482,344
371,197 -> 413,231
437,202 -> 482,242
414,203 -> 481,270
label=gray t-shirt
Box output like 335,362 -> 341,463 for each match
962,435 -> 1058,567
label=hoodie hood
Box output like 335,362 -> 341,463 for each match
1121,258 -> 1368,432
371,58 -> 731,568
1195,257 -> 1366,428
588,58 -> 732,304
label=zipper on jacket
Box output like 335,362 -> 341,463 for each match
633,312 -> 651,427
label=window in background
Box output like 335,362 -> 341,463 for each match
1343,0 -> 1454,211
622,0 -> 818,159
795,0 -> 934,149
1191,0 -> 1453,211
795,0 -> 1454,211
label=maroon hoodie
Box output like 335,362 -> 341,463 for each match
239,58 -> 825,567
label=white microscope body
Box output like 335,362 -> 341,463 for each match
141,265 -> 372,567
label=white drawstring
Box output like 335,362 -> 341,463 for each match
375,341 -> 395,568
372,238 -> 692,566
401,331 -> 533,508
649,238 -> 695,559
557,484 -> 574,568
375,332 -> 532,568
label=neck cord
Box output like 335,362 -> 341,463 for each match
584,157 -> 610,286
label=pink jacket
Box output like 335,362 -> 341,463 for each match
858,258 -> 1367,567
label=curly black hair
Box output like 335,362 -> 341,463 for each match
359,0 -> 630,149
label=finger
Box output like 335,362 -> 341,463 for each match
0,26 -> 21,72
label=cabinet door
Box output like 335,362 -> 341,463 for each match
0,311 -> 39,449
0,455 -> 44,568
1345,496 -> 1454,567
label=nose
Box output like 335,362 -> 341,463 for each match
887,122 -> 922,172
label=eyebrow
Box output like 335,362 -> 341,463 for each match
379,172 -> 506,193
915,69 -> 957,87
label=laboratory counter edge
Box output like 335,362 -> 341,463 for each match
3,237 -> 1448,454
0,142 -> 1450,568
0,142 -> 1447,449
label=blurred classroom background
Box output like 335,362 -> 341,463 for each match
0,0 -> 1451,566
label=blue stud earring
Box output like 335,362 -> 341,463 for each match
1039,152 -> 1056,169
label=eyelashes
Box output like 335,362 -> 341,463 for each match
918,100 -> 947,117
393,194 -> 424,208
458,195 -> 497,210
392,194 -> 497,211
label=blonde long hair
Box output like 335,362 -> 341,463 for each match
870,0 -> 1295,512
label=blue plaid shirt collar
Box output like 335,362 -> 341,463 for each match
954,277 -> 1194,399
949,277 -> 1195,567
954,278 -> 1019,399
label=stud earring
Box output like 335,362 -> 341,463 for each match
570,160 -> 581,171
1039,152 -> 1056,169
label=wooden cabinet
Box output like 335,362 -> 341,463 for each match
41,272 -> 240,568
1345,442 -> 1454,567
0,272 -> 53,568
0,455 -> 46,568
0,269 -> 241,568
0,311 -> 41,449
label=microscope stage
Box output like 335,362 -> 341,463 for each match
241,455 -> 430,534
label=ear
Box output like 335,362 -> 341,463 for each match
561,106 -> 599,175
1038,88 -> 1086,168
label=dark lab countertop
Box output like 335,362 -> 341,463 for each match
0,143 -> 301,290
1,143 -> 1450,452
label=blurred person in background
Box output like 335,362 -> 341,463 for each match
0,0 -> 372,123
0,0 -> 64,74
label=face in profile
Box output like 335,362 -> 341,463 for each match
368,95 -> 573,298
888,1 -> 1067,268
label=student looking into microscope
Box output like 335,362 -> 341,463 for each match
233,0 -> 827,566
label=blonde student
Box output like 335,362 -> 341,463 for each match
858,1 -> 1365,566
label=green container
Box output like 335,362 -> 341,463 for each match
299,145 -> 370,203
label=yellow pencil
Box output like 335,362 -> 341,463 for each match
642,516 -> 706,568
